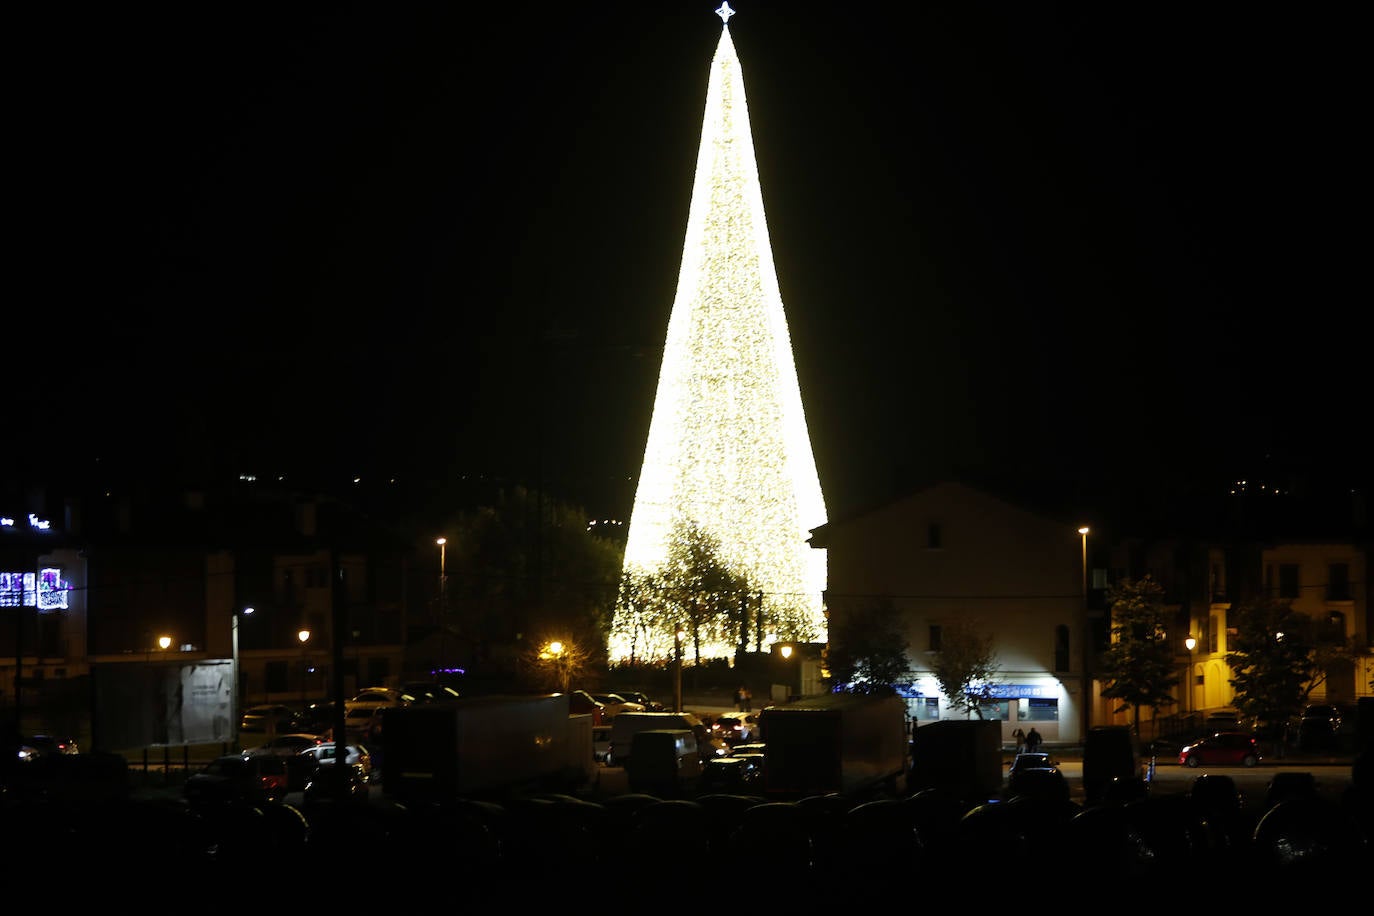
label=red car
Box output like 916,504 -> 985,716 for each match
1178,731 -> 1261,768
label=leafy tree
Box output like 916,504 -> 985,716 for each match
609,571 -> 678,664
1098,575 -> 1177,735
822,597 -> 909,695
1225,596 -> 1321,752
930,618 -> 1001,719
440,486 -> 623,672
659,517 -> 752,665
516,633 -> 598,693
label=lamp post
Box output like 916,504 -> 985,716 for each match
673,628 -> 685,712
545,640 -> 570,693
298,629 -> 311,712
1078,526 -> 1091,741
232,607 -> 254,749
436,537 -> 447,676
1184,635 -> 1197,718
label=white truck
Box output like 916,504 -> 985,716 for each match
380,693 -> 594,803
758,693 -> 910,799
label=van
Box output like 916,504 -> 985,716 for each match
606,711 -> 722,768
625,728 -> 702,796
1082,725 -> 1143,805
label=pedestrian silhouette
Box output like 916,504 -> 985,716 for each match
1025,727 -> 1042,752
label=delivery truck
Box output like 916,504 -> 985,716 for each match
380,693 -> 594,803
758,693 -> 909,800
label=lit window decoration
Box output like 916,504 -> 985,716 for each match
612,18 -> 826,665
0,569 -> 69,610
28,513 -> 51,531
37,567 -> 69,612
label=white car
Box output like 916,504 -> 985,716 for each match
591,693 -> 647,718
299,741 -> 374,782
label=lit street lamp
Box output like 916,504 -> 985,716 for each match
1078,525 -> 1090,740
298,628 -> 311,712
232,607 -> 254,749
1184,635 -> 1197,717
540,640 -> 570,693
436,536 -> 447,674
673,628 -> 686,712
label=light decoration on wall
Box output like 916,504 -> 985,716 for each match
0,568 -> 70,612
612,10 -> 827,664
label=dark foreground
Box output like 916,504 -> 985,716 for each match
3,748 -> 1370,899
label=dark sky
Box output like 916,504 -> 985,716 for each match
13,2 -> 1364,528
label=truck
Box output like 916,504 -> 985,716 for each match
758,693 -> 910,800
380,693 -> 594,803
907,719 -> 1003,803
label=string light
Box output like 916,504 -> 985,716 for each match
614,20 -> 826,663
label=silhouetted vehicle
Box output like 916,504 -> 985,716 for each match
239,704 -> 302,736
183,754 -> 288,807
1004,752 -> 1069,802
616,691 -> 665,712
712,712 -> 762,745
17,734 -> 80,760
1179,732 -> 1261,768
591,693 -> 647,718
701,754 -> 763,793
303,761 -> 370,805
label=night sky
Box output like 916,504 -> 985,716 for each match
12,2 -> 1365,530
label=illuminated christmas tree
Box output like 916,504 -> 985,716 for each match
613,4 -> 827,663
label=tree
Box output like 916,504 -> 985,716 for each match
930,618 -> 1001,719
1225,596 -> 1321,753
1098,575 -> 1177,736
822,597 -> 909,695
440,486 -> 623,676
658,517 -> 752,665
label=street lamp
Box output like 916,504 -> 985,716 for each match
1078,526 -> 1091,740
436,537 -> 447,675
674,628 -> 686,712
232,607 -> 254,749
1184,635 -> 1197,717
298,628 -> 311,712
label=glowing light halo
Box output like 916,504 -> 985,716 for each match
614,24 -> 827,664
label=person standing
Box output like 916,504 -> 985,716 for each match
1012,727 -> 1026,754
1025,727 -> 1042,753
741,687 -> 752,712
735,686 -> 746,711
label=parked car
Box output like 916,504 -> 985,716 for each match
244,733 -> 326,789
616,691 -> 665,712
1179,732 -> 1262,768
711,712 -> 761,746
591,693 -> 647,718
400,682 -> 461,704
568,690 -> 607,725
1297,708 -> 1341,752
593,724 -> 613,764
183,754 -> 289,807
1005,751 -> 1069,801
1007,751 -> 1058,777
299,741 -> 373,782
701,754 -> 763,793
303,761 -> 370,805
16,734 -> 80,760
239,704 -> 302,736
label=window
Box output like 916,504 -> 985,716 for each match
926,523 -> 942,549
265,661 -> 289,693
1054,625 -> 1070,672
1024,698 -> 1059,722
1328,563 -> 1350,601
1277,564 -> 1299,599
928,625 -> 942,652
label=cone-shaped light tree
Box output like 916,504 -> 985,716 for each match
613,6 -> 827,664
